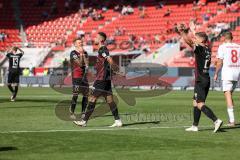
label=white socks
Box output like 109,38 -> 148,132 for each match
227,107 -> 234,123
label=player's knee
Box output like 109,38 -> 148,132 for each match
105,96 -> 114,104
197,102 -> 204,109
193,100 -> 197,107
71,95 -> 78,104
88,96 -> 96,103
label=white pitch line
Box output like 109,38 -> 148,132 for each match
0,125 -> 214,134
0,95 -> 71,98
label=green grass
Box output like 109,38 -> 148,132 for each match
0,87 -> 240,160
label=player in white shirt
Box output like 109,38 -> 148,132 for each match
214,32 -> 240,126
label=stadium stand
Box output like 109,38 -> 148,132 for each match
0,0 -> 240,68
0,1 -> 21,51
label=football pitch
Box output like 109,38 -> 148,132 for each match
0,87 -> 240,160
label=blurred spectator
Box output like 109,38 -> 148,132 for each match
218,0 -> 236,6
121,5 -> 128,15
50,1 -> 58,15
198,0 -> 207,6
229,1 -> 240,12
106,35 -> 115,44
91,9 -> 104,21
36,0 -> 45,7
217,8 -> 224,15
79,0 -> 84,10
216,21 -> 230,32
154,34 -> 160,43
156,1 -> 164,9
77,30 -> 85,38
85,34 -> 92,45
121,5 -> 134,15
114,27 -> 126,36
202,9 -> 212,23
102,6 -> 108,12
128,34 -> 137,51
114,5 -> 122,12
139,6 -> 148,19
0,32 -> 7,42
63,58 -> 69,75
127,5 -> 134,14
163,8 -> 171,17
114,27 -> 121,36
141,44 -> 151,53
23,68 -> 30,77
41,11 -> 49,19
64,0 -> 70,12
165,21 -> 172,34
218,0 -> 227,5
193,1 -> 201,11
138,35 -> 146,48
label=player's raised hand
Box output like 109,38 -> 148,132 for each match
177,23 -> 186,32
189,21 -> 196,34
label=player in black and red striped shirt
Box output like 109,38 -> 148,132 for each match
73,32 -> 122,127
69,37 -> 89,119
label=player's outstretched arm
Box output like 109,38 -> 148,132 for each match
176,23 -> 195,49
106,57 -> 122,75
82,53 -> 89,80
18,47 -> 24,55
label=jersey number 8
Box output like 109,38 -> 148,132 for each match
231,50 -> 239,63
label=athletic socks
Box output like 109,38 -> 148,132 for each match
201,105 -> 218,122
83,102 -> 96,121
70,95 -> 78,113
13,86 -> 18,98
227,107 -> 234,123
108,102 -> 120,120
193,106 -> 201,126
7,85 -> 14,93
81,96 -> 88,113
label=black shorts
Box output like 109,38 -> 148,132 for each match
92,80 -> 112,97
193,78 -> 210,103
8,71 -> 20,84
72,78 -> 89,95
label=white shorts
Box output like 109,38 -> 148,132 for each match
222,80 -> 238,92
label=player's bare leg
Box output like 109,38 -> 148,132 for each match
105,95 -> 122,127
7,83 -> 15,101
69,85 -> 80,120
8,83 -> 18,101
197,102 -> 223,133
186,100 -> 200,132
224,91 -> 235,126
80,89 -> 89,119
186,100 -> 222,132
73,95 -> 97,127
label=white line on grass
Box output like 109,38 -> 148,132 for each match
0,125 -> 214,134
0,95 -> 71,98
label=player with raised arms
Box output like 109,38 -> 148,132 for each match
73,32 -> 123,127
214,31 -> 240,126
176,22 -> 223,132
5,46 -> 24,101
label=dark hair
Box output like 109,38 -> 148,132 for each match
12,46 -> 18,52
73,37 -> 83,43
195,32 -> 208,43
223,31 -> 233,40
98,32 -> 107,42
